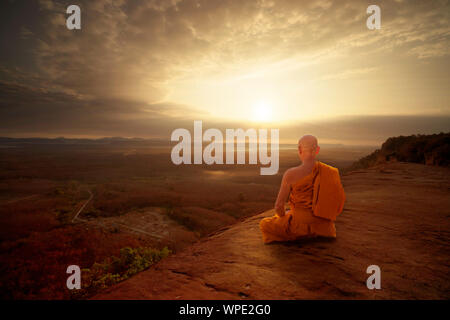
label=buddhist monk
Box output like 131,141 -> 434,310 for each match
260,135 -> 346,244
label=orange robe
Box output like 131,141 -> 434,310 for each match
260,161 -> 345,244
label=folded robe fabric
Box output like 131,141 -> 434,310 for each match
312,162 -> 346,221
259,161 -> 345,244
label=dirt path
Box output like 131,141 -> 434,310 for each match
72,189 -> 93,223
94,162 -> 450,299
72,189 -> 168,240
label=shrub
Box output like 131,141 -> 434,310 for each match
74,246 -> 170,298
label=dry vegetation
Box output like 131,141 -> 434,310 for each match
0,140 -> 371,299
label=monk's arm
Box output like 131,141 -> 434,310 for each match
274,172 -> 291,217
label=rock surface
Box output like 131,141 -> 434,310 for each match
94,162 -> 450,299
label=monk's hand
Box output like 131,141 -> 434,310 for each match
276,210 -> 285,217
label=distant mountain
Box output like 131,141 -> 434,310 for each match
0,136 -> 167,146
349,132 -> 450,170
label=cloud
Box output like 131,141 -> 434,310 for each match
281,114 -> 450,145
320,67 -> 378,81
0,0 -> 449,139
0,80 -> 207,137
2,0 -> 449,99
1,79 -> 448,145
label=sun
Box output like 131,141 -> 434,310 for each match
251,101 -> 273,122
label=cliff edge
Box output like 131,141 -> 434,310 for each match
95,162 -> 450,299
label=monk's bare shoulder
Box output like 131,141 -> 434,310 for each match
283,166 -> 308,185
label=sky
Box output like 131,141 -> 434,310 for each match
0,0 -> 449,145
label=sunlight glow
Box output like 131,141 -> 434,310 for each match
251,101 -> 273,122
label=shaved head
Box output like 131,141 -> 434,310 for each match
297,135 -> 319,162
298,135 -> 318,151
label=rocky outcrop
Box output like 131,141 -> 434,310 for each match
94,162 -> 450,300
349,132 -> 450,170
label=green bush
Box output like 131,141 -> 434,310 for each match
74,246 -> 170,298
